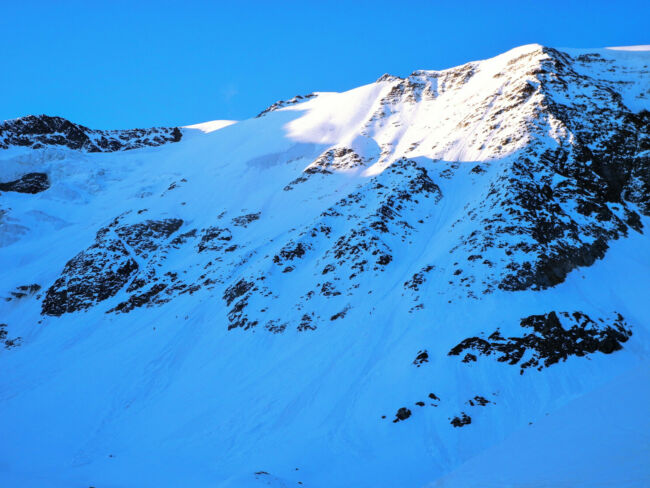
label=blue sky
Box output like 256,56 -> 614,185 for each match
2,0 -> 648,129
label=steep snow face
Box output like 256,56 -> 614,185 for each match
183,119 -> 238,134
0,45 -> 649,487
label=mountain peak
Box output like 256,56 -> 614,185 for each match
1,44 -> 648,487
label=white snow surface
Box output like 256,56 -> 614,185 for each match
184,120 -> 238,133
606,45 -> 650,51
0,44 -> 649,487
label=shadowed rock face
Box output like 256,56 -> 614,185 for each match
449,311 -> 632,373
42,218 -> 183,316
0,173 -> 49,194
0,115 -> 182,152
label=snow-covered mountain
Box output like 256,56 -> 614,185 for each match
1,44 -> 649,487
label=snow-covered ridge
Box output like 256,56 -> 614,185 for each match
1,44 -> 649,487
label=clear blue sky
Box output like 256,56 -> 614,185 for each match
2,0 -> 648,129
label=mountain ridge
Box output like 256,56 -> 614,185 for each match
0,43 -> 649,487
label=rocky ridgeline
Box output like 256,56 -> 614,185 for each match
0,115 -> 182,151
256,93 -> 316,117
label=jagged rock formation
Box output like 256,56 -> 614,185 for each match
0,114 -> 182,151
449,311 -> 632,373
256,93 -> 316,117
42,218 -> 184,315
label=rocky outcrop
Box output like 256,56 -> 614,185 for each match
283,147 -> 365,191
0,173 -> 49,194
393,407 -> 412,422
256,94 -> 316,117
42,218 -> 183,316
439,47 -> 650,295
0,115 -> 182,152
449,311 -> 632,373
450,413 -> 472,427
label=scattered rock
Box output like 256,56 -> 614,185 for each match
413,350 -> 429,366
450,413 -> 471,427
393,407 -> 412,422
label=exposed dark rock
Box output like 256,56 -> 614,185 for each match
42,237 -> 137,316
115,219 -> 183,257
449,311 -> 632,373
393,407 -> 412,422
446,48 -> 649,295
257,94 -> 316,118
107,283 -> 168,313
0,173 -> 50,194
283,147 -> 364,191
376,254 -> 392,266
273,241 -> 308,264
5,283 -> 41,302
320,282 -> 340,297
18,284 -> 41,293
298,313 -> 316,331
413,350 -> 429,366
0,115 -> 182,151
330,306 -> 350,321
265,319 -> 287,333
223,279 -> 255,306
231,212 -> 261,227
223,279 -> 259,330
404,265 -> 435,291
468,395 -> 491,406
450,413 -> 471,427
42,219 -> 183,316
0,323 -> 21,349
170,229 -> 197,248
198,227 -> 232,252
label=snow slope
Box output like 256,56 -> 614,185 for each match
0,44 -> 649,487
